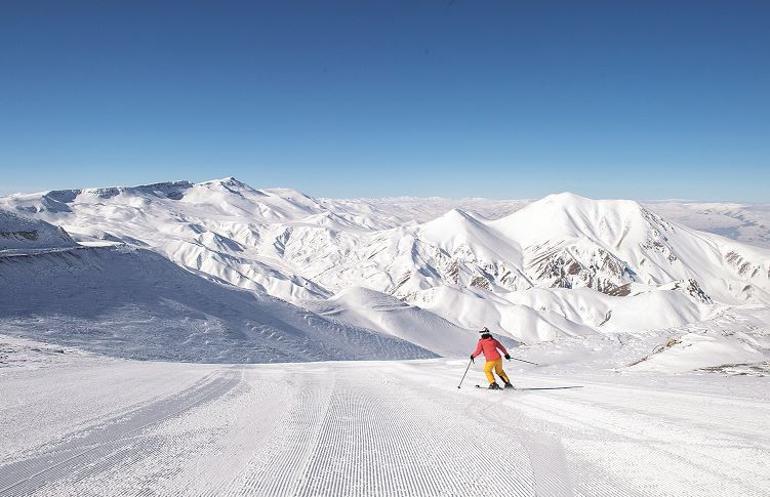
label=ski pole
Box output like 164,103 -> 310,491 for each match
509,356 -> 540,366
457,358 -> 473,389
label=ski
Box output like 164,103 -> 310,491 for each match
475,384 -> 516,390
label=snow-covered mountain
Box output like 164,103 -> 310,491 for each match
489,193 -> 770,303
0,208 -> 76,251
2,178 -> 769,365
0,213 -> 434,363
305,286 -> 519,357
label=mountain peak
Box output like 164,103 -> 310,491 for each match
422,208 -> 481,231
519,192 -> 646,223
490,192 -> 654,252
443,208 -> 474,221
198,176 -> 253,190
539,191 -> 591,204
535,191 -> 643,210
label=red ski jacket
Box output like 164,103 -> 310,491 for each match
471,337 -> 508,361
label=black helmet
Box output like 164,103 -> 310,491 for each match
479,327 -> 492,339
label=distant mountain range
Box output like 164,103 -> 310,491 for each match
2,178 -> 769,365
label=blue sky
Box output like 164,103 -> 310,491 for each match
1,1 -> 768,201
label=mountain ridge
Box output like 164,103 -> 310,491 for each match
2,178 -> 769,363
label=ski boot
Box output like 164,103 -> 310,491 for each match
503,381 -> 516,389
488,382 -> 501,390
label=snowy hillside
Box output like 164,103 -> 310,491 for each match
306,286 -> 519,357
489,193 -> 770,303
0,211 -> 433,363
2,180 -> 769,367
0,209 -> 75,251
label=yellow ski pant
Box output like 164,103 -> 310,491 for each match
484,358 -> 510,384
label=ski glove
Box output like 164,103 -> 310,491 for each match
504,353 -> 511,360
469,354 -> 475,363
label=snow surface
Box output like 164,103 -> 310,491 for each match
1,180 -> 769,367
0,209 -> 75,251
0,241 -> 433,363
306,286 -> 518,357
0,343 -> 768,497
1,181 -> 769,495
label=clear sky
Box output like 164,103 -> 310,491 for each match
1,1 -> 768,201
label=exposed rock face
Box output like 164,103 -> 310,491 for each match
639,208 -> 678,263
524,241 -> 633,295
673,279 -> 713,304
469,274 -> 492,290
725,250 -> 763,278
0,230 -> 38,241
606,284 -> 633,297
0,209 -> 77,250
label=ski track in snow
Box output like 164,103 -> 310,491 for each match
0,372 -> 240,496
1,360 -> 769,497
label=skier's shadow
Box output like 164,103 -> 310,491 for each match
515,386 -> 583,391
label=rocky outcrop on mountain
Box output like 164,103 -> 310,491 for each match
0,209 -> 77,250
523,240 -> 634,294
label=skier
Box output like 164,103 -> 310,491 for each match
470,327 -> 514,389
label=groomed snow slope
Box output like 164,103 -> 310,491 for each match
1,350 -> 768,497
0,245 -> 434,363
